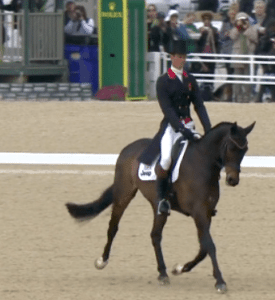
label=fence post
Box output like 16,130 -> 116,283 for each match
146,52 -> 161,99
22,0 -> 29,66
250,54 -> 255,84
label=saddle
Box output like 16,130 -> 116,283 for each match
138,136 -> 189,183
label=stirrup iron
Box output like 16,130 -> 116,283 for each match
157,199 -> 171,215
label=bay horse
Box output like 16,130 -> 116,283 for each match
66,121 -> 255,293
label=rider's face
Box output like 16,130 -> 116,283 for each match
171,54 -> 186,69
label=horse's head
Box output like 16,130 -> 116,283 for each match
223,122 -> 255,186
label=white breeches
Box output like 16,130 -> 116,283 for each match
159,120 -> 197,171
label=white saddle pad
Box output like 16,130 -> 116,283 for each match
138,140 -> 189,183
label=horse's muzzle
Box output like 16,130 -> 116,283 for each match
226,173 -> 239,186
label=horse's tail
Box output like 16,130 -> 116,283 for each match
65,185 -> 113,221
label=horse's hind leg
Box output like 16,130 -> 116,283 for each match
95,177 -> 138,270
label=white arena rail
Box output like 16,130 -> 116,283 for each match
146,52 -> 275,99
0,152 -> 274,168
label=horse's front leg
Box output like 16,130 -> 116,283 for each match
173,213 -> 227,293
195,214 -> 227,293
151,212 -> 169,285
172,247 -> 207,274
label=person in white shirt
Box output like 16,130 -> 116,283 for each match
64,5 -> 94,36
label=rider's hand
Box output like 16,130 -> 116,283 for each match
179,127 -> 195,141
193,133 -> 202,140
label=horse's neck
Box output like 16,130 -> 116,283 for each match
200,126 -> 228,165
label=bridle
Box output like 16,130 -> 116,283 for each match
218,135 -> 248,171
228,135 -> 248,150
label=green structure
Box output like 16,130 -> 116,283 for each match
98,0 -> 146,100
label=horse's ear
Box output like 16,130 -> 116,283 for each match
230,122 -> 238,135
244,121 -> 256,136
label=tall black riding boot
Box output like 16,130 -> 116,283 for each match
155,165 -> 171,215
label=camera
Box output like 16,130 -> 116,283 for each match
74,10 -> 82,20
236,17 -> 248,27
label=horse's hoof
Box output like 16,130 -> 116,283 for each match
171,264 -> 183,275
158,275 -> 170,285
94,257 -> 108,270
216,283 -> 227,294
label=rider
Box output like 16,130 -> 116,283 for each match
139,39 -> 212,215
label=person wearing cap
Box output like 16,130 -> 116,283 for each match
163,9 -> 194,54
230,12 -> 258,102
139,39 -> 212,215
149,12 -> 167,52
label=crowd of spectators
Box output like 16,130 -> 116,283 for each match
147,0 -> 275,102
0,0 -> 274,102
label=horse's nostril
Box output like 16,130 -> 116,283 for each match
226,175 -> 239,186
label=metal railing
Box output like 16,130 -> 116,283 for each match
29,12 -> 63,61
146,51 -> 275,99
0,11 -> 64,64
160,52 -> 275,85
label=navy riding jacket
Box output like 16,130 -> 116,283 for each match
138,68 -> 211,165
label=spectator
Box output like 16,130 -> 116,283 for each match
252,1 -> 269,40
163,9 -> 194,54
147,4 -> 158,29
239,0 -> 254,17
250,1 -> 269,97
230,12 -> 258,102
0,0 -> 22,37
147,4 -> 158,50
0,0 -> 21,12
197,0 -> 219,13
197,11 -> 220,102
148,12 -> 167,52
183,12 -> 200,36
266,0 -> 275,23
219,3 -> 239,102
64,1 -> 76,26
254,18 -> 275,102
64,5 -> 94,36
0,0 -> 24,43
30,0 -> 47,12
0,0 -> 47,12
